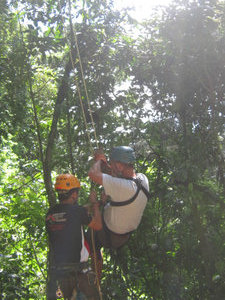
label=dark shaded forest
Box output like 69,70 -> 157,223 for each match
1,0 -> 225,299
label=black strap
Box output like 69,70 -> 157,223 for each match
110,177 -> 151,207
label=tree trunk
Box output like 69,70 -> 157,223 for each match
44,56 -> 74,207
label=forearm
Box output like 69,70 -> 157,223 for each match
88,203 -> 102,230
88,189 -> 102,231
88,160 -> 103,185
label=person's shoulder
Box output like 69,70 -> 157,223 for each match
60,203 -> 79,213
102,173 -> 112,180
70,203 -> 82,210
137,173 -> 147,179
47,203 -> 60,212
104,174 -> 128,185
137,173 -> 149,186
75,204 -> 88,213
102,173 -> 114,185
66,204 -> 87,217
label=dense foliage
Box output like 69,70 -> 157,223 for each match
1,0 -> 225,299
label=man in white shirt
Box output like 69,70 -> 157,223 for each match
88,146 -> 150,250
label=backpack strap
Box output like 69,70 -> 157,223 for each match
110,177 -> 151,207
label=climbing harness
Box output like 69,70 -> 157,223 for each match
110,177 -> 152,207
52,262 -> 98,299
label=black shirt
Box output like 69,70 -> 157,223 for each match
46,203 -> 91,265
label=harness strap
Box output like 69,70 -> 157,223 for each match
110,177 -> 151,207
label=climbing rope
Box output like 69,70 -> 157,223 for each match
68,0 -> 99,149
58,1 -> 103,299
59,1 -> 99,153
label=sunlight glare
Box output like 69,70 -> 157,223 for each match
114,0 -> 173,21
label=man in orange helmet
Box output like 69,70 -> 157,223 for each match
46,174 -> 102,300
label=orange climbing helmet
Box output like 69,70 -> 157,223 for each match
55,174 -> 80,193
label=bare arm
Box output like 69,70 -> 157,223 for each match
88,160 -> 103,185
88,190 -> 102,231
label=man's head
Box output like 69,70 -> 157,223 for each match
110,146 -> 136,164
109,146 -> 136,177
55,174 -> 80,203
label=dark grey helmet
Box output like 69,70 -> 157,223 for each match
110,146 -> 136,164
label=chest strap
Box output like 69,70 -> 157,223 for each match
110,177 -> 151,207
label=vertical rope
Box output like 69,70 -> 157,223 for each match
58,2 -> 103,299
68,48 -> 94,153
59,1 -> 99,154
68,0 -> 99,149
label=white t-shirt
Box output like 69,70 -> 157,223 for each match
102,173 -> 149,234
